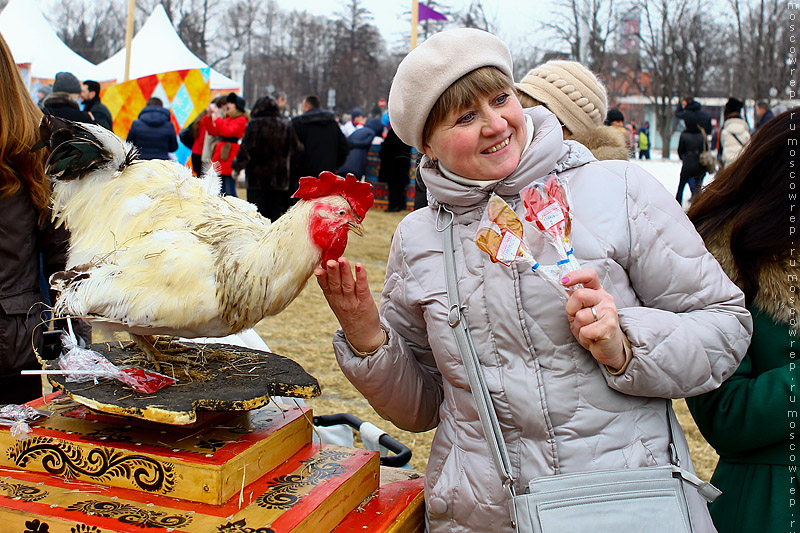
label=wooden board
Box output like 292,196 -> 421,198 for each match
0,444 -> 379,532
334,468 -> 425,533
46,342 -> 321,425
0,394 -> 313,505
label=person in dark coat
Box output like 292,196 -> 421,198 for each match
0,36 -> 74,403
127,97 -> 178,160
675,94 -> 712,134
676,119 -> 706,205
232,95 -> 303,221
41,71 -> 95,124
379,125 -> 413,212
754,101 -> 775,131
337,118 -> 382,179
81,80 -> 113,131
686,108 -> 798,533
290,95 -> 348,200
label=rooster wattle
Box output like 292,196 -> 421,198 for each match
38,116 -> 373,364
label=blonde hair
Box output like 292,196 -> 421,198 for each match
422,66 -> 513,147
0,33 -> 48,224
515,89 -> 542,109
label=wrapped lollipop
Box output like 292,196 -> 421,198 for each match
475,194 -> 567,295
520,175 -> 581,277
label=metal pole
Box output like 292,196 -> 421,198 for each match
123,0 -> 135,82
411,0 -> 419,50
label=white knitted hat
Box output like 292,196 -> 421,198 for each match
388,28 -> 514,150
515,61 -> 608,136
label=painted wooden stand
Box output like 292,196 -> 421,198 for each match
0,393 -> 424,532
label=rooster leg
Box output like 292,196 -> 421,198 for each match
130,334 -> 163,372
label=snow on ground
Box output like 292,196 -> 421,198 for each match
627,155 -> 713,210
632,156 -> 682,196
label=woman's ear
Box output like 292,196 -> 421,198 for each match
421,143 -> 437,162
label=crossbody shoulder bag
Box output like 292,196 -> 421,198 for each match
437,204 -> 720,533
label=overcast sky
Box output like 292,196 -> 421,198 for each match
283,0 -> 552,49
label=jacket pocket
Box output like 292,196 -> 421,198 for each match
427,443 -> 464,520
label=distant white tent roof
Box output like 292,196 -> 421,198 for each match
0,0 -> 101,80
94,5 -> 240,91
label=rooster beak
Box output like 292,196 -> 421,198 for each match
347,221 -> 365,236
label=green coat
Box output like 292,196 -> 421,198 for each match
686,308 -> 799,532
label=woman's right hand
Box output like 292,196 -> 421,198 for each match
315,257 -> 385,354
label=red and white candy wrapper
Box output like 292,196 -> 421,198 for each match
475,194 -> 567,295
520,175 -> 582,279
58,333 -> 176,394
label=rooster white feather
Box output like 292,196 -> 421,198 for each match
41,116 -> 373,342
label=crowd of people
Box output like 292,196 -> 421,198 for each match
0,26 -> 794,533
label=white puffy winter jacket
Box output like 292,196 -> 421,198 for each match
720,117 -> 751,167
334,106 -> 752,532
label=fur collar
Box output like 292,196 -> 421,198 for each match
705,225 -> 800,323
568,125 -> 630,161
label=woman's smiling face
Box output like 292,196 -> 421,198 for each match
423,88 -> 526,182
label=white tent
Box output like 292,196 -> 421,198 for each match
0,0 -> 101,80
94,5 -> 240,92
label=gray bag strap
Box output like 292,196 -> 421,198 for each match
436,204 -> 521,526
436,204 -> 720,521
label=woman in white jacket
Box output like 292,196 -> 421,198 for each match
719,97 -> 751,168
315,29 -> 751,532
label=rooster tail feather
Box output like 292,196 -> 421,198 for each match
49,263 -> 92,294
198,163 -> 222,196
39,115 -> 138,181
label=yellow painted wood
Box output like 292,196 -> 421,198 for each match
0,403 -> 312,505
0,445 -> 381,532
294,452 -> 380,533
385,491 -> 426,533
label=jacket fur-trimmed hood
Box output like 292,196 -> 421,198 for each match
705,225 -> 800,324
568,125 -> 630,161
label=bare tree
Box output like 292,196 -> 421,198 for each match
454,0 -> 493,32
630,0 -> 709,157
542,0 -> 617,71
728,0 -> 795,103
177,0 -> 219,62
49,0 -> 127,63
329,0 -> 385,112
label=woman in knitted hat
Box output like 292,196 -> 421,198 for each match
515,61 -> 629,161
719,97 -> 751,168
40,71 -> 94,123
315,28 -> 749,531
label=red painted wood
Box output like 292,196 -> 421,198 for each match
333,477 -> 425,531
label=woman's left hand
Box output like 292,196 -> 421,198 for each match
562,268 -> 627,372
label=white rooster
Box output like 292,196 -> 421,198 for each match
39,116 -> 373,363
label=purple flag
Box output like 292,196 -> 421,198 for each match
419,3 -> 447,21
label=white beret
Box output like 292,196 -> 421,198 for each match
387,28 -> 514,151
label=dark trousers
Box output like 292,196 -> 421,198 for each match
676,175 -> 703,205
191,153 -> 203,177
387,180 -> 408,212
638,149 -> 650,159
220,175 -> 237,197
247,188 -> 290,221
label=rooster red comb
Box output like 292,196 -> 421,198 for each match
292,171 -> 374,219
